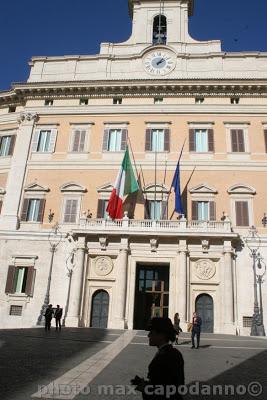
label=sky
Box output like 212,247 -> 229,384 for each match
0,0 -> 266,91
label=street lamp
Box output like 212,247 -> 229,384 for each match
256,255 -> 266,336
244,226 -> 266,336
37,223 -> 63,325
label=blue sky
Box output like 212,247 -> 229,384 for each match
0,0 -> 266,91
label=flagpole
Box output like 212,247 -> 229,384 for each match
154,133 -> 158,220
139,164 -> 150,218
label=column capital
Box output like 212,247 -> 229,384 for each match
76,236 -> 87,250
17,112 -> 39,125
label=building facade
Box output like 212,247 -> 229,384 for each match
0,0 -> 267,335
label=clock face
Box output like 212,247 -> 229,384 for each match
143,50 -> 175,76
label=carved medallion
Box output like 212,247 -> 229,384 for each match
195,260 -> 216,280
94,256 -> 113,276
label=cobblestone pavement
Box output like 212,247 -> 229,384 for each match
0,328 -> 266,400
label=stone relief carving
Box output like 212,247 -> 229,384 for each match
94,256 -> 113,276
195,259 -> 216,280
17,112 -> 38,124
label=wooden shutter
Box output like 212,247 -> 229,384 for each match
37,199 -> 46,223
64,199 -> 78,223
208,129 -> 214,152
97,199 -> 106,218
237,129 -> 245,152
189,129 -> 195,152
8,135 -> 16,156
144,200 -> 150,219
145,129 -> 152,151
0,200 -> 2,214
121,129 -> 128,151
102,129 -> 109,151
20,199 -> 29,222
191,201 -> 198,220
5,265 -> 16,294
231,130 -> 238,152
235,201 -> 249,226
31,130 -> 40,152
72,130 -> 81,152
79,130 -> 86,152
70,199 -> 78,223
264,130 -> 267,153
164,129 -> 170,152
64,199 -> 72,223
161,201 -> 168,219
209,201 -> 216,221
48,129 -> 57,153
25,267 -> 36,296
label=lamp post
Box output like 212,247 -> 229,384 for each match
37,223 -> 63,325
256,255 -> 266,336
244,226 -> 266,336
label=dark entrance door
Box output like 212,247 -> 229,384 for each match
195,294 -> 214,333
90,290 -> 109,328
134,264 -> 169,330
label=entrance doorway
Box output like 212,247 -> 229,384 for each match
90,290 -> 109,328
195,293 -> 214,333
134,264 -> 169,330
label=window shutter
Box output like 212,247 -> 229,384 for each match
48,129 -> 57,153
25,267 -> 36,297
235,201 -> 249,226
231,130 -> 238,152
5,265 -> 16,294
64,199 -> 78,223
72,130 -> 81,152
189,129 -> 195,152
161,201 -> 168,219
144,200 -> 150,219
8,135 -> 16,156
64,199 -> 72,223
192,201 -> 198,220
0,200 -> 2,214
164,129 -> 170,152
70,199 -> 78,223
145,129 -> 152,151
32,130 -> 40,152
79,130 -> 86,152
264,130 -> 267,153
20,199 -> 29,222
97,199 -> 106,218
237,129 -> 245,152
209,201 -> 216,221
121,129 -> 128,151
37,199 -> 46,223
208,129 -> 214,152
102,129 -> 109,151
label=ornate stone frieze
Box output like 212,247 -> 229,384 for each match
195,259 -> 216,280
17,112 -> 38,124
94,256 -> 113,276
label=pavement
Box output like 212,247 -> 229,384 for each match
0,328 -> 266,400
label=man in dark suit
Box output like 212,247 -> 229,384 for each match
131,317 -> 184,399
54,305 -> 63,330
191,312 -> 202,349
44,304 -> 54,331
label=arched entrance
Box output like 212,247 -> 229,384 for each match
90,290 -> 109,328
195,294 -> 214,333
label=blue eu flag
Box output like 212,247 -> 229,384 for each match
171,161 -> 184,215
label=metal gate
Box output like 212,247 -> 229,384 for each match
90,290 -> 109,328
195,294 -> 214,333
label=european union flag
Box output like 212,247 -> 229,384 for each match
171,160 -> 184,215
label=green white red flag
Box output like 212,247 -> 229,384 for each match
106,146 -> 139,219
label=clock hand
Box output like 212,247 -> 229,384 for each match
156,58 -> 164,65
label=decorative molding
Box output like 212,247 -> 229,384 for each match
194,259 -> 216,280
99,237 -> 107,251
24,182 -> 50,193
150,238 -> 158,252
189,184 -> 217,194
97,183 -> 113,193
227,184 -> 256,195
60,182 -> 87,193
94,256 -> 113,276
17,112 -> 38,124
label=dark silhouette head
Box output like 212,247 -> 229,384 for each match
147,317 -> 176,347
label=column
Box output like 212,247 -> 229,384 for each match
0,112 -> 38,230
65,237 -> 86,327
223,240 -> 235,334
114,240 -> 128,329
177,240 -> 188,328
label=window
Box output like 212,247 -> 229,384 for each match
195,97 -> 204,104
231,97 -> 240,104
10,305 -> 23,316
97,199 -> 109,218
0,135 -> 16,156
32,129 -> 57,153
5,265 -> 35,296
102,129 -> 127,152
113,98 -> 122,105
235,201 -> 249,226
44,99 -> 53,106
192,201 -> 216,221
145,200 -> 167,220
80,98 -> 88,106
8,106 -> 16,113
154,97 -> 163,104
20,199 -> 45,222
145,128 -> 170,152
63,199 -> 79,223
189,129 -> 214,153
71,129 -> 86,152
153,15 -> 167,45
231,129 -> 245,152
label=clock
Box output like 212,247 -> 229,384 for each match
143,50 -> 176,76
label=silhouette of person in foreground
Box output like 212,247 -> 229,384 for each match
54,305 -> 63,330
131,317 -> 185,399
44,304 -> 54,331
191,312 -> 202,349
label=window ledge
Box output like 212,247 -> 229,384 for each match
6,293 -> 31,304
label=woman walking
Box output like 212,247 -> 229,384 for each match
173,313 -> 182,345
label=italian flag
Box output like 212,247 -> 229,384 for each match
106,146 -> 139,219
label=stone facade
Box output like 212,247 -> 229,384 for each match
0,0 -> 266,336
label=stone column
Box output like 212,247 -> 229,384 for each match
223,240 -> 235,334
114,239 -> 129,329
0,112 -> 38,230
65,237 -> 86,327
177,240 -> 188,327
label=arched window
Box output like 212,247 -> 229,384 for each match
153,15 -> 167,45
